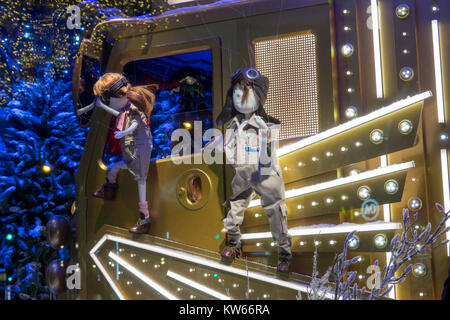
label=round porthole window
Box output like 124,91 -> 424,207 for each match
186,174 -> 202,205
176,169 -> 212,210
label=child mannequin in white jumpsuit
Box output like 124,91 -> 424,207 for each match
216,68 -> 292,273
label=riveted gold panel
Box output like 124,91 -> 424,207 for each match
242,166 -> 409,229
242,229 -> 398,253
87,226 -> 314,300
279,100 -> 424,184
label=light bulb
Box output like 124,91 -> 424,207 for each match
341,43 -> 354,57
399,66 -> 414,81
357,186 -> 371,200
395,4 -> 410,19
345,106 -> 358,119
384,179 -> 399,194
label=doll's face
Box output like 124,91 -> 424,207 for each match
109,86 -> 129,110
233,83 -> 258,115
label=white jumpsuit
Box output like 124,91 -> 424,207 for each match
222,114 -> 292,261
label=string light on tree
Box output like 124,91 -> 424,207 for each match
42,163 -> 52,173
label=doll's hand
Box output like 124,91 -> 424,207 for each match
253,115 -> 269,131
237,120 -> 249,137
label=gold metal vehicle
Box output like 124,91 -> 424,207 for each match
72,0 -> 450,300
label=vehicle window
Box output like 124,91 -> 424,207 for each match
102,49 -> 214,166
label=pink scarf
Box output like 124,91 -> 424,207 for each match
115,103 -> 131,131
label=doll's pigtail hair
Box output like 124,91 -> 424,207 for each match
127,84 -> 158,122
216,86 -> 236,127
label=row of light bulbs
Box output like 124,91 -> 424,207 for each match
255,197 -> 420,218
342,38 -> 414,83
339,4 -> 428,119
186,267 -> 271,299
252,233 -> 387,250
395,4 -> 416,83
356,178 -> 399,200
257,180 -> 397,211
255,197 -> 422,217
340,24 -> 358,120
396,2 -> 439,87
402,2 -> 443,298
283,121 -> 413,172
339,7 -> 360,125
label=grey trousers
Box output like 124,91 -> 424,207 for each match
122,142 -> 152,182
223,164 -> 292,261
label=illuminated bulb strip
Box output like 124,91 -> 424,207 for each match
167,270 -> 232,300
241,222 -> 401,240
109,252 -> 179,300
380,155 -> 391,222
380,155 -> 388,167
383,205 -> 391,223
248,161 -> 415,208
380,155 -> 399,298
440,149 -> 450,255
89,236 -> 125,300
100,235 -> 331,297
371,0 -> 383,98
433,20 -> 449,255
277,92 -> 431,157
432,20 -> 445,123
385,252 -> 396,299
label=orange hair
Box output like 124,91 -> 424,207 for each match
93,73 -> 130,98
93,73 -> 158,121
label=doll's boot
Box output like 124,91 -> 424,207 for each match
277,259 -> 291,273
220,240 -> 241,260
129,202 -> 151,234
92,178 -> 118,200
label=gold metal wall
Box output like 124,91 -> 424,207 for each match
72,0 -> 449,300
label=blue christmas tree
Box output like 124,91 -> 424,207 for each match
0,66 -> 86,299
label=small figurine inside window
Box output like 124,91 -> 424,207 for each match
85,73 -> 157,234
215,68 -> 293,273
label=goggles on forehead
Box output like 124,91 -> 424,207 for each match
232,68 -> 260,81
101,76 -> 129,103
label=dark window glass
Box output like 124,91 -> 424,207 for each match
76,56 -> 101,127
102,49 -> 214,165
